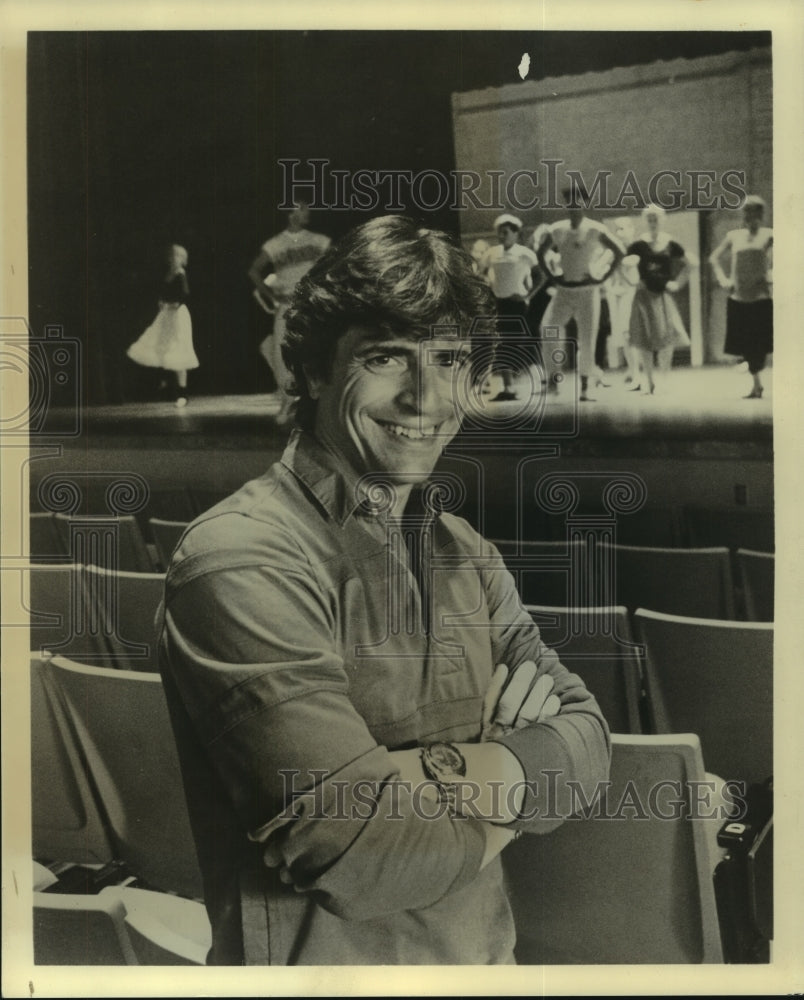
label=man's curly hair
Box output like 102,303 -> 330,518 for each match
282,215 -> 496,429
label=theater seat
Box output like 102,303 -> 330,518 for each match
29,512 -> 69,563
491,539 -> 595,608
735,548 -> 774,622
148,517 -> 189,573
45,656 -> 204,901
33,887 -> 210,965
525,604 -> 644,733
33,890 -> 138,965
28,563 -> 105,661
634,608 -> 773,787
53,513 -> 158,574
82,565 -> 166,671
504,733 -> 724,964
31,654 -> 113,865
598,543 -> 736,620
682,505 -> 774,554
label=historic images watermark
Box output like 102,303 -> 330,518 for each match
279,158 -> 748,213
277,768 -> 749,824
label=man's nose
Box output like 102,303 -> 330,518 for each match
398,361 -> 450,414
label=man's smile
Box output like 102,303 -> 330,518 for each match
374,419 -> 442,441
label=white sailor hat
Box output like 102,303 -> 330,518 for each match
493,213 -> 523,231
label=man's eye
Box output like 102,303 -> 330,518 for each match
366,354 -> 404,370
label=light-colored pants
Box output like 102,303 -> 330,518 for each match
540,285 -> 601,378
259,306 -> 293,398
606,287 -> 636,369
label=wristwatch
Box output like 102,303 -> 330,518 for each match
420,742 -> 467,813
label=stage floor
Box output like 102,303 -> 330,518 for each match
58,363 -> 773,453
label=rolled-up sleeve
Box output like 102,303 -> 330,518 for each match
162,555 -> 487,921
478,539 -> 612,833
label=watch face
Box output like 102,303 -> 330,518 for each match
426,742 -> 467,778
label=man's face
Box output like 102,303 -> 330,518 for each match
645,211 -> 661,237
310,326 -> 469,484
743,205 -> 763,232
498,224 -> 518,249
289,203 -> 311,230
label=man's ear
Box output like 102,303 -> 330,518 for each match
303,365 -> 323,400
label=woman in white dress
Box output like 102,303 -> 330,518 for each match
127,244 -> 199,407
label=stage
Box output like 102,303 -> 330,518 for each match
21,362 -> 774,543
44,362 -> 773,454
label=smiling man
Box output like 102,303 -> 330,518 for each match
158,215 -> 610,966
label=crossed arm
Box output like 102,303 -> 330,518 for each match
161,531 -> 611,918
390,664 -> 561,867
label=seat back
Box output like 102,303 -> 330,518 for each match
47,656 -> 204,900
683,505 -> 774,554
31,655 -> 113,864
607,506 -> 683,548
28,563 -> 106,661
736,548 -> 774,622
83,565 -> 166,671
33,890 -> 138,965
600,543 -> 736,619
504,733 -> 724,964
148,518 -> 189,573
526,604 -> 643,733
634,608 -> 773,787
146,487 -> 197,523
189,487 -> 230,517
54,513 -> 157,573
491,539 -> 596,608
29,512 -> 69,563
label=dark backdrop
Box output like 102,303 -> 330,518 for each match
27,30 -> 769,404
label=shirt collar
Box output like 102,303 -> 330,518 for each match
280,429 -> 445,528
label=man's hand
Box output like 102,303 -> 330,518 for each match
480,662 -> 560,743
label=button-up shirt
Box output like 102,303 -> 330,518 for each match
158,429 -> 610,965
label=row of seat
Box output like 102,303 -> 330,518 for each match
492,538 -> 774,622
478,502 -> 774,554
28,498 -> 774,563
25,514 -> 775,624
30,481 -> 772,546
21,561 -> 774,779
23,557 -> 772,781
31,485 -> 231,529
29,512 -> 175,574
20,550 -> 774,704
528,603 -> 772,788
31,650 -> 770,965
24,563 -> 166,671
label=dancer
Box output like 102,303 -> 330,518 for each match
127,243 -> 198,407
478,213 -> 541,401
603,217 -> 640,384
709,194 -> 773,398
536,187 -> 624,401
249,201 -> 331,423
626,205 -> 693,395
470,238 -> 490,274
